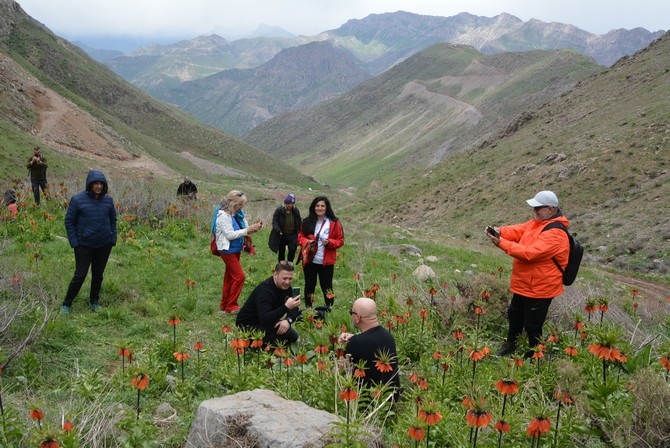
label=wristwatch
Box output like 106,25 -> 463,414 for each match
286,317 -> 293,324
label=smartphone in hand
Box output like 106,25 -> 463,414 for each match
486,226 -> 500,238
292,287 -> 300,297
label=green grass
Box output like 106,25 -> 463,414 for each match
1,187 -> 669,447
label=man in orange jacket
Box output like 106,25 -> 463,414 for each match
485,190 -> 570,357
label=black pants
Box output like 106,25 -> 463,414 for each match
63,245 -> 113,307
277,237 -> 298,263
31,179 -> 47,205
303,263 -> 334,307
506,294 -> 553,348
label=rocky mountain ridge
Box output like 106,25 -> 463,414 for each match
94,11 -> 664,136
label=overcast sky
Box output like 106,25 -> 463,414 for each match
17,0 -> 669,48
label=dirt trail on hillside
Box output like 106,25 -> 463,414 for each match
20,64 -> 174,177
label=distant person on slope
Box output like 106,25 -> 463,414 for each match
61,170 -> 117,314
27,146 -> 48,205
269,193 -> 302,263
485,190 -> 570,357
177,176 -> 198,200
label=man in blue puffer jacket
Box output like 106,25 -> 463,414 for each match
60,170 -> 117,314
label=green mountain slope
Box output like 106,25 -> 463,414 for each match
245,44 -> 603,188
350,32 -> 670,274
0,0 -> 314,189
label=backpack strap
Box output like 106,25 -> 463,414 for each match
541,221 -> 568,274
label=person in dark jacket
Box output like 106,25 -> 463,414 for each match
60,170 -> 117,314
338,297 -> 401,402
27,146 -> 48,205
236,261 -> 301,346
268,193 -> 302,263
177,177 -> 197,200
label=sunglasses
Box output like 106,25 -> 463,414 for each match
533,206 -> 550,211
275,261 -> 295,271
237,191 -> 245,197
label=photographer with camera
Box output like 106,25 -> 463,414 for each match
485,190 -> 570,358
236,261 -> 301,346
27,146 -> 48,205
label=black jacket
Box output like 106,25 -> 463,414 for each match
268,205 -> 301,252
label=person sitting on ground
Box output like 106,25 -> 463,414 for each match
2,189 -> 18,219
177,177 -> 198,200
236,261 -> 301,346
338,297 -> 401,401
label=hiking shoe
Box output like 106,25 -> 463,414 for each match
60,305 -> 70,315
496,342 -> 516,357
90,303 -> 101,312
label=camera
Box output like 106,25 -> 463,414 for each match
292,287 -> 300,298
486,226 -> 499,238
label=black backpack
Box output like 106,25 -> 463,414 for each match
541,222 -> 583,286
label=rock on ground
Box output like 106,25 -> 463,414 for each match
185,388 -> 339,448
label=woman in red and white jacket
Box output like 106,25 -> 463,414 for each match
298,196 -> 344,308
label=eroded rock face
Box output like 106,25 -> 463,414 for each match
186,389 -> 339,448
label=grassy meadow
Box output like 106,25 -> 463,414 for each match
1,181 -> 669,448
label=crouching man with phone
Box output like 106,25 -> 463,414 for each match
236,261 -> 301,346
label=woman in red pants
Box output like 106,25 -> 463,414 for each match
214,190 -> 262,313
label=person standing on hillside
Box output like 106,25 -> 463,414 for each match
177,176 -> 198,200
297,196 -> 344,309
338,297 -> 400,401
27,146 -> 48,205
213,190 -> 262,314
485,190 -> 570,357
61,170 -> 117,314
269,193 -> 302,263
236,261 -> 301,346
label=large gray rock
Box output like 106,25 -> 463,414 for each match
185,389 -> 338,448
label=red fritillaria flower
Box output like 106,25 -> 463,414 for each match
30,408 -> 44,421
466,410 -> 493,428
553,389 -> 574,405
419,309 -> 429,321
131,373 -> 150,390
588,344 -> 623,362
339,387 -> 359,401
452,329 -> 464,340
527,417 -> 551,437
353,367 -> 366,378
174,351 -> 190,362
193,341 -> 204,351
39,439 -> 59,448
168,316 -> 181,326
494,420 -> 511,433
317,359 -> 328,372
564,346 -> 579,357
408,425 -> 425,442
295,354 -> 308,364
660,356 -> 670,371
495,379 -> 519,396
221,325 -> 232,334
418,409 -> 443,426
63,420 -> 74,432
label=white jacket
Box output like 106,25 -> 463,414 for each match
215,210 -> 248,251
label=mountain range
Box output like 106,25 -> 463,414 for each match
1,0 -> 668,274
91,11 -> 664,136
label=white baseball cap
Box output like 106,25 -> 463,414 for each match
526,191 -> 559,207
